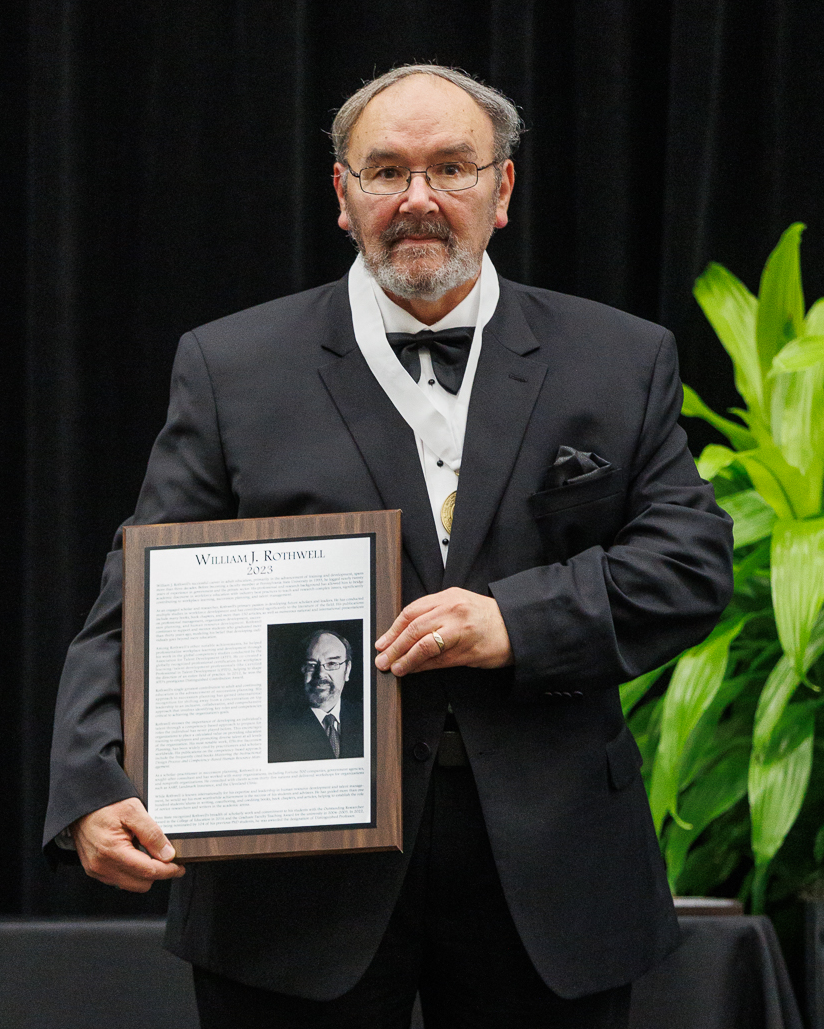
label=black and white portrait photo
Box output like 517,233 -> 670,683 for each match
267,620 -> 365,764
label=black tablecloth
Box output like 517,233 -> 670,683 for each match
0,918 -> 199,1029
0,914 -> 805,1029
629,916 -> 803,1029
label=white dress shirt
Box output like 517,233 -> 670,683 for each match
309,700 -> 341,728
347,252 -> 500,564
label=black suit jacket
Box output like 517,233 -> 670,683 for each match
44,273 -> 734,1000
268,697 -> 364,763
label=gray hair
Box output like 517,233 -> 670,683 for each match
331,64 -> 523,166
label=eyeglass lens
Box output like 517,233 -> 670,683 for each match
358,162 -> 479,195
302,660 -> 346,674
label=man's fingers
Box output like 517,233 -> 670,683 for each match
376,614 -> 443,672
374,588 -> 513,676
72,797 -> 185,893
381,629 -> 446,676
84,841 -> 186,892
375,593 -> 450,666
377,608 -> 465,675
375,600 -> 434,652
122,803 -> 177,861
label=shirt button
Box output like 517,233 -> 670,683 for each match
437,459 -> 444,467
412,741 -> 432,762
442,539 -> 449,546
428,378 -> 436,386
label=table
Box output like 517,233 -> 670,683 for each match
0,914 -> 804,1029
628,916 -> 804,1029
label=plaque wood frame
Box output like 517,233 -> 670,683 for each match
122,510 -> 402,862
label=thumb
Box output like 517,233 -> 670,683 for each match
122,803 -> 176,862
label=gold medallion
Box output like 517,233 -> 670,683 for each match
441,491 -> 457,534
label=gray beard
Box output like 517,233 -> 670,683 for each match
346,214 -> 488,302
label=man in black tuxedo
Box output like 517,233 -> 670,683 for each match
45,64 -> 734,1028
268,629 -> 364,763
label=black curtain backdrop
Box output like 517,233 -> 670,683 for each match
5,0 -> 824,916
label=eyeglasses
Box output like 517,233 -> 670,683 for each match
302,659 -> 348,675
347,161 -> 497,196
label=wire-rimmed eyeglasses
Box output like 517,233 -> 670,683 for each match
346,161 -> 498,196
302,659 -> 348,675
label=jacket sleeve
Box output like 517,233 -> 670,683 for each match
43,332 -> 235,854
489,330 -> 734,702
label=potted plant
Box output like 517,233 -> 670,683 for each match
622,223 -> 824,915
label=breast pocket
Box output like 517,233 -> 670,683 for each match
528,467 -> 627,563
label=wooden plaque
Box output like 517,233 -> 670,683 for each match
122,510 -> 402,861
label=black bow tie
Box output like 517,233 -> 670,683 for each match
386,326 -> 474,395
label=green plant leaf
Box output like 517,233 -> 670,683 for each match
735,453 -> 794,520
730,408 -> 775,449
753,660 -> 801,757
775,366 -> 824,480
627,694 -> 661,739
771,518 -> 824,679
665,746 -> 750,890
770,335 -> 824,373
648,618 -> 746,834
619,662 -> 671,716
772,298 -> 824,492
756,223 -> 806,409
717,488 -> 777,549
677,813 -> 751,898
672,224 -> 824,910
677,671 -> 754,790
806,297 -> 824,335
749,701 -> 817,878
693,266 -> 763,420
732,538 -> 771,592
681,386 -> 756,451
753,611 -> 824,755
736,442 -> 819,519
695,444 -> 739,482
769,371 -> 792,463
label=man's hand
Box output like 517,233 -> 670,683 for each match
71,797 -> 186,893
375,587 -> 513,677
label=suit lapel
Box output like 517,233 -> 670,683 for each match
443,281 -> 548,587
299,707 -> 335,757
318,281 -> 444,595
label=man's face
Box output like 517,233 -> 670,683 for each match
303,633 -> 351,713
333,75 -> 514,303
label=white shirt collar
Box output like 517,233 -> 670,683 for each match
310,698 -> 342,726
347,251 -> 500,472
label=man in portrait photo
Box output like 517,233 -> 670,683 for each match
268,628 -> 364,763
45,64 -> 734,1029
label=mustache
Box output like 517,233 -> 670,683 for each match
380,218 -> 453,247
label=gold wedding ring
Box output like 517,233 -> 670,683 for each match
432,630 -> 446,653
